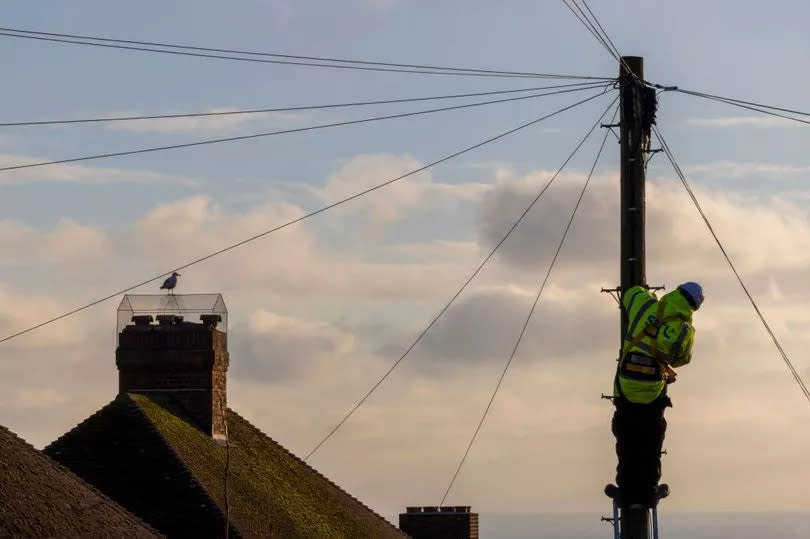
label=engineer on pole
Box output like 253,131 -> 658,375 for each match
606,282 -> 704,508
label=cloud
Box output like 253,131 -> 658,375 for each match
420,284 -> 615,367
0,218 -> 110,268
687,116 -> 801,128
0,153 -> 196,185
104,110 -> 310,135
316,153 -> 490,223
684,161 -> 810,179
4,155 -> 810,516
231,310 -> 356,383
478,170 -> 810,277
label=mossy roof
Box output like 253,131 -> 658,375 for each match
46,393 -> 404,538
0,423 -> 160,538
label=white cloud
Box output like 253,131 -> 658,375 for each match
317,153 -> 490,223
3,155 -> 810,515
684,161 -> 810,179
0,153 -> 196,185
232,310 -> 356,382
104,109 -> 309,135
0,218 -> 110,267
687,116 -> 801,128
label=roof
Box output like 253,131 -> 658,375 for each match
45,393 -> 405,538
0,424 -> 160,538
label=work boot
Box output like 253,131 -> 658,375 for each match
604,484 -> 622,505
648,483 -> 670,508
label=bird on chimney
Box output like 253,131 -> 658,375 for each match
160,272 -> 181,295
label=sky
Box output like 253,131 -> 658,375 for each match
2,0 -> 810,530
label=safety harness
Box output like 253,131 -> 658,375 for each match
618,299 -> 687,386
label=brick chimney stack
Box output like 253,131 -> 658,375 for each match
116,310 -> 229,439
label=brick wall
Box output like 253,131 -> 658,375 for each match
116,318 -> 229,438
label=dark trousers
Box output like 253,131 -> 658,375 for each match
611,395 -> 671,507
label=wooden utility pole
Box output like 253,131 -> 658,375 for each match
618,55 -> 650,539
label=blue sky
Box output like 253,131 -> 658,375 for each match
2,0 -> 810,526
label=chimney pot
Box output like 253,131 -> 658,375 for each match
399,505 -> 479,538
200,314 -> 222,328
131,315 -> 154,326
155,315 -> 183,326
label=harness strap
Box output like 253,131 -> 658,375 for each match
619,298 -> 683,383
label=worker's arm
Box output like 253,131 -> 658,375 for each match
621,285 -> 655,315
668,325 -> 694,368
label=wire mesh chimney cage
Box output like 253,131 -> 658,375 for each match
117,294 -> 228,341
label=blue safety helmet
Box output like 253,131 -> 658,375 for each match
678,282 -> 704,310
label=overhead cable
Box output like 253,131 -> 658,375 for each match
440,104 -> 617,505
0,89 -> 614,346
305,93 -> 618,462
653,125 -> 810,405
560,0 -> 618,61
579,0 -> 625,63
0,28 -> 612,80
562,0 -> 642,87
671,88 -> 810,126
0,82 -> 611,173
0,81 -> 610,128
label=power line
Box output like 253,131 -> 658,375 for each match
439,104 -> 616,506
0,81 -> 610,128
0,90 -> 614,346
0,28 -> 613,81
670,88 -> 810,126
305,94 -> 618,462
665,87 -> 810,118
653,125 -> 810,405
562,0 -> 641,87
579,0 -> 624,62
0,82 -> 611,173
560,0 -> 617,60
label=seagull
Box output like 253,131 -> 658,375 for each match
160,272 -> 181,295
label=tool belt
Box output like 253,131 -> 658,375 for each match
620,352 -> 662,382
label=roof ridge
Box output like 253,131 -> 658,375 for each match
125,393 -> 235,536
226,408 -> 406,536
45,393 -> 135,452
1,422 -> 161,536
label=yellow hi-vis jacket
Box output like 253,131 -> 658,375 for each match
614,285 -> 696,404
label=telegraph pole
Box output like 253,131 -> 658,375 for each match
617,56 -> 650,539
619,55 -> 646,317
